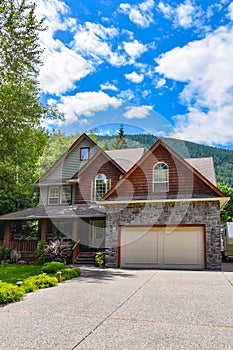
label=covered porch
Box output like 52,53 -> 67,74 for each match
0,204 -> 106,264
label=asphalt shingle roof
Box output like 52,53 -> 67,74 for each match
106,148 -> 145,172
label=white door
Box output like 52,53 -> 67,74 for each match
120,226 -> 204,270
89,220 -> 105,248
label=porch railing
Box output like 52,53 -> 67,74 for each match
8,240 -> 38,263
72,241 -> 80,264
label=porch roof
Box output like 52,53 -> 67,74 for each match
0,204 -> 106,221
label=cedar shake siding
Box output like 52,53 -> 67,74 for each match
75,153 -> 124,204
106,144 -> 219,200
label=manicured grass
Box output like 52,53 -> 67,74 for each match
0,264 -> 42,284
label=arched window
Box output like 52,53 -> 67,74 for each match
153,163 -> 169,192
92,173 -> 111,201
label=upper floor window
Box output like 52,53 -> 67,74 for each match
92,173 -> 111,201
48,186 -> 71,205
61,186 -> 72,204
48,186 -> 59,205
80,147 -> 90,160
153,163 -> 169,192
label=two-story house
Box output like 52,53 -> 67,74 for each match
0,133 -> 228,269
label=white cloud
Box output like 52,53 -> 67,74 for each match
36,0 -> 71,32
117,89 -> 135,101
155,26 -> 233,145
37,2 -> 128,96
158,0 -> 203,29
39,44 -> 94,95
74,22 -> 126,67
228,2 -> 233,20
158,2 -> 172,18
119,0 -> 155,28
124,105 -> 153,119
123,39 -> 147,61
100,82 -> 118,91
125,71 -> 144,83
37,0 -> 95,95
155,78 -> 166,88
55,91 -> 122,124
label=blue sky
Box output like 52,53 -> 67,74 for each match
36,0 -> 233,149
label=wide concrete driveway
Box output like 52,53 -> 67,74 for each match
0,267 -> 233,350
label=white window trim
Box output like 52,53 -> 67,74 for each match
91,174 -> 111,202
48,186 -> 59,205
153,162 -> 169,193
48,186 -> 71,205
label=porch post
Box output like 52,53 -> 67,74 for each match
40,218 -> 48,241
72,217 -> 79,242
4,220 -> 11,246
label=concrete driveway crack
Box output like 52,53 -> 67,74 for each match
70,270 -> 159,349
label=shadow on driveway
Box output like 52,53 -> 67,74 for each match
72,265 -> 136,282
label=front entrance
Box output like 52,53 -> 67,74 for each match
89,220 -> 105,249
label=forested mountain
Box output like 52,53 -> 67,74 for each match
97,134 -> 233,186
40,131 -> 233,187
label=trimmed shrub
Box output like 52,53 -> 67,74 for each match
35,240 -> 47,265
61,268 -> 81,281
24,273 -> 58,290
0,246 -> 12,262
23,283 -> 37,293
0,280 -> 25,304
42,261 -> 65,274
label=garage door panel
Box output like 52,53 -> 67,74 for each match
120,226 -> 204,270
163,228 -> 203,266
125,230 -> 159,264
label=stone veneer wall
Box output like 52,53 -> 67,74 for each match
104,200 -> 221,270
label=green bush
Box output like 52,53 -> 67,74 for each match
0,280 -> 25,304
95,251 -> 105,268
35,240 -> 47,265
61,268 -> 81,281
42,261 -> 65,274
0,246 -> 12,262
24,273 -> 58,290
23,283 -> 37,293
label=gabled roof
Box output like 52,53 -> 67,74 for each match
102,138 -> 226,201
70,149 -> 126,180
37,133 -> 101,183
106,148 -> 145,172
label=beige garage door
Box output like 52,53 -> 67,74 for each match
120,226 -> 204,270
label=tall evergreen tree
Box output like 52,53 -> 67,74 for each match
112,124 -> 127,149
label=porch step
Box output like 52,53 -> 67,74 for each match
74,252 -> 96,266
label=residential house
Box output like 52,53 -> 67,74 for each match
0,133 -> 228,269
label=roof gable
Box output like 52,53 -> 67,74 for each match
71,149 -> 126,180
38,133 -> 101,184
103,139 -> 225,200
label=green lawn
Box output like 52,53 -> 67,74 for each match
0,264 -> 42,284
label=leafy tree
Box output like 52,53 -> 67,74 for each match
217,183 -> 233,222
40,131 -> 77,174
0,0 -> 61,214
